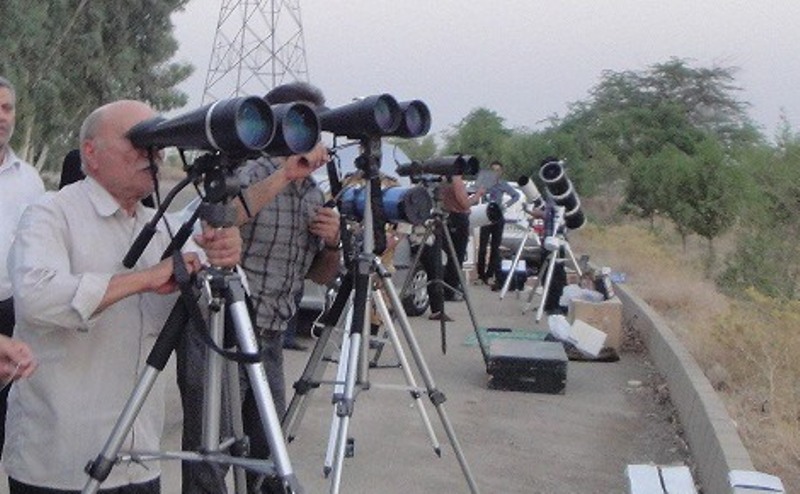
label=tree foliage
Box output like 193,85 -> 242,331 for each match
0,0 -> 193,177
558,58 -> 760,173
443,107 -> 511,167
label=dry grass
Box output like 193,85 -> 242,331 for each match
569,219 -> 799,489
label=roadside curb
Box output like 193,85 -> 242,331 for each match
615,283 -> 754,494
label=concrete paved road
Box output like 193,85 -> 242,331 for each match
1,279 -> 690,493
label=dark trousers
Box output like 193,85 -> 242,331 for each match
443,212 -> 470,297
422,213 -> 471,313
241,330 -> 286,494
477,219 -> 505,282
0,297 -> 15,456
176,327 -> 230,494
8,477 -> 159,494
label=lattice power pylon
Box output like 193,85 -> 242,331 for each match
202,0 -> 309,104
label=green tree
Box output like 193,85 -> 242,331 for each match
390,135 -> 437,162
0,0 -> 193,178
557,58 -> 760,173
443,107 -> 511,167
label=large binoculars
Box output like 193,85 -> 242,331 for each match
395,154 -> 479,177
127,96 -> 320,157
538,159 -> 585,230
318,94 -> 431,140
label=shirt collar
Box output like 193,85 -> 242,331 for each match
84,176 -> 143,218
0,147 -> 22,173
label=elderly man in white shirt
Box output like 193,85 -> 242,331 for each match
4,99 -> 242,493
0,75 -> 42,457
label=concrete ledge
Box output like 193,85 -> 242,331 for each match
615,284 -> 753,494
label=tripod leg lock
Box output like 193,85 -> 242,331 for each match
336,399 -> 354,418
428,389 -> 447,406
84,456 -> 114,482
229,435 -> 250,458
292,377 -> 320,395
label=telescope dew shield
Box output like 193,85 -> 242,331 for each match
539,159 -> 570,196
391,100 -> 432,138
318,94 -> 402,138
127,96 -> 275,154
539,159 -> 585,231
340,185 -> 432,225
395,154 -> 479,177
564,197 -> 586,230
469,202 -> 503,228
517,176 -> 544,209
263,102 -> 320,156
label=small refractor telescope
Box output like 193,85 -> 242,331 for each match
319,94 -> 431,140
340,185 -> 432,225
127,96 -> 320,157
538,158 -> 585,230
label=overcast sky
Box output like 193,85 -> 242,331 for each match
171,1 -> 800,141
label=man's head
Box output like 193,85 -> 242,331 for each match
264,81 -> 329,171
0,76 -> 17,158
79,100 -> 162,212
265,81 -> 326,109
490,160 -> 504,176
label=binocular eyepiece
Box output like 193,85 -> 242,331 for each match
127,96 -> 321,158
538,159 -> 585,230
395,154 -> 479,178
318,94 -> 431,140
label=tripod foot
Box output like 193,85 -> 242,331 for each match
323,466 -> 331,478
434,446 -> 442,457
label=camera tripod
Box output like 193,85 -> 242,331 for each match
525,207 -> 582,322
282,148 -> 480,494
82,157 -> 302,493
398,185 -> 483,355
497,216 -> 542,300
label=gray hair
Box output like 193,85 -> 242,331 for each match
78,106 -> 108,173
0,76 -> 15,101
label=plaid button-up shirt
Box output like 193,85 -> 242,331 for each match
237,157 -> 325,334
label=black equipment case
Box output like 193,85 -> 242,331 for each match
485,338 -> 568,394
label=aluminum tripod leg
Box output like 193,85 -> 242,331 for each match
372,288 -> 442,456
323,303 -> 354,477
379,272 -> 480,493
499,229 -> 530,300
536,247 -> 561,323
227,281 -> 302,493
328,304 -> 367,494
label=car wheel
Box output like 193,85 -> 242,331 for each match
401,264 -> 429,317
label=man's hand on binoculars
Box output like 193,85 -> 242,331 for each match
282,144 -> 330,181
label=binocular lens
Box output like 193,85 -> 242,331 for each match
282,104 -> 319,153
235,99 -> 273,150
374,98 -> 398,133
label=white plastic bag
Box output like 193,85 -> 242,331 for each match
547,314 -> 572,342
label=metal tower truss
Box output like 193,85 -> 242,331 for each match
202,0 -> 309,103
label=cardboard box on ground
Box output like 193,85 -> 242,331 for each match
567,297 -> 624,352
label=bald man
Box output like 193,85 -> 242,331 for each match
4,100 -> 242,493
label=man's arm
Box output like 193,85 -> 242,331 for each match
234,148 -> 329,226
234,166 -> 291,226
305,206 -> 342,285
502,180 -> 521,208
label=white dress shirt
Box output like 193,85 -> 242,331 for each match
4,177 -> 185,489
0,148 -> 45,300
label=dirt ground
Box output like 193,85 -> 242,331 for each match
0,277 -> 693,493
